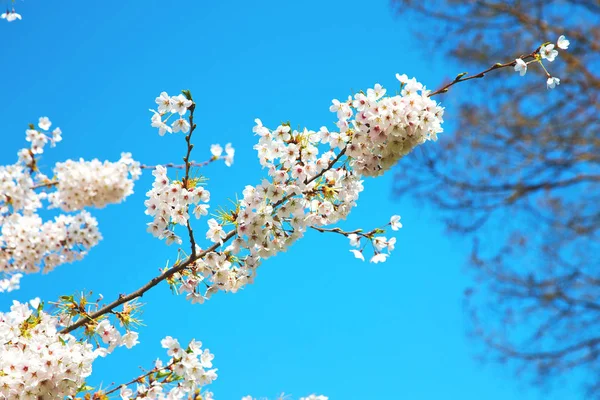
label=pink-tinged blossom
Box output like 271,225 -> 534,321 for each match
541,43 -> 558,62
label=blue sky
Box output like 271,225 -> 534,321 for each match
0,1 -> 578,399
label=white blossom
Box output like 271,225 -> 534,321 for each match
547,76 -> 561,89
514,58 -> 527,76
541,43 -> 558,62
557,35 -> 570,50
390,215 -> 402,230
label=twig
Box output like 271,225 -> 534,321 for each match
429,49 -> 539,97
104,361 -> 175,396
31,180 -> 58,190
140,159 -> 217,170
182,94 -> 198,257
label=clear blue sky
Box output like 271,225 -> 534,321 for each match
0,1 -> 578,399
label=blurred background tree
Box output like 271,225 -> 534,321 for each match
390,0 -> 599,396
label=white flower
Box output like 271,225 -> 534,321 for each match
547,76 -> 560,89
155,92 -> 173,114
367,83 -> 386,101
370,253 -> 389,263
390,215 -> 402,230
514,58 -> 527,76
160,336 -> 182,357
51,127 -> 63,146
186,292 -> 205,304
172,94 -> 192,115
164,231 -> 182,246
349,249 -> 365,261
1,10 -> 22,22
396,73 -> 409,84
373,236 -> 388,251
193,204 -> 210,219
171,118 -> 190,133
540,44 -> 558,62
206,218 -> 226,243
120,385 -> 134,400
211,144 -> 223,157
151,111 -> 172,136
38,117 -> 52,131
387,237 -> 396,252
347,233 -> 360,247
121,331 -> 140,349
557,35 -> 570,50
224,143 -> 235,166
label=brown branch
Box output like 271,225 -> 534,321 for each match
59,230 -> 236,334
140,159 -> 217,170
490,337 -> 600,361
429,50 -> 538,97
104,361 -> 175,396
309,225 -> 381,240
272,146 -> 348,210
310,226 -> 363,235
31,180 -> 58,190
182,94 -> 198,257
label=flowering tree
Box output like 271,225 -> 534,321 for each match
0,31 -> 570,399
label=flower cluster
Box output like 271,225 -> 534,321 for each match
336,77 -> 444,177
150,92 -> 193,135
0,118 -> 140,291
118,337 -> 217,399
1,211 -> 102,288
347,214 -> 402,263
48,153 -> 141,211
514,35 -> 570,89
0,299 -> 100,399
145,165 -> 211,245
93,319 -> 140,354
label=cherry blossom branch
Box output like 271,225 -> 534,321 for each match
103,361 -> 175,396
60,146 -> 350,335
60,230 -> 236,334
271,146 -> 348,210
307,147 -> 348,186
140,159 -> 217,170
429,47 -> 540,97
31,180 -> 58,190
310,226 -> 374,238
